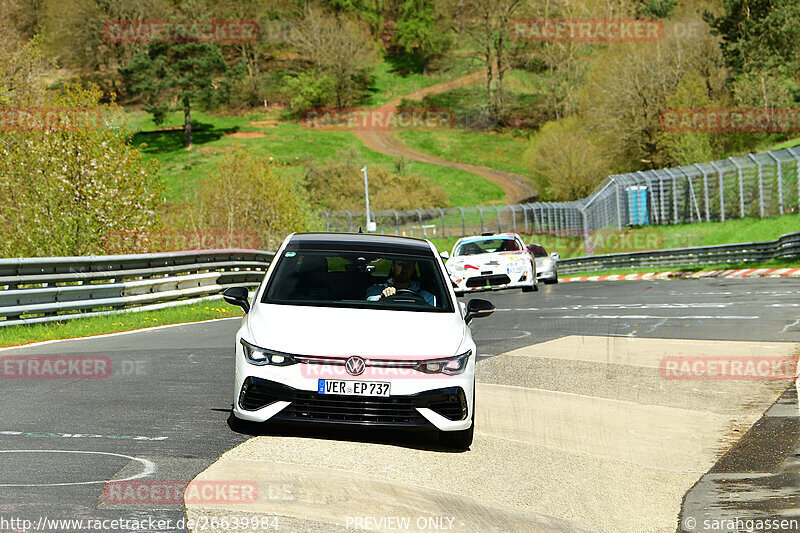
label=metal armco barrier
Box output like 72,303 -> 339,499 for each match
558,232 -> 800,274
1,234 -> 798,326
0,249 -> 273,327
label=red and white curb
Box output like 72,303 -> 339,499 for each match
562,267 -> 800,283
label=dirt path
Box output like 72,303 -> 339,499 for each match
356,70 -> 538,204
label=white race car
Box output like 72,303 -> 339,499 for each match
444,233 -> 537,295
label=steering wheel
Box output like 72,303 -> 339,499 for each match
382,288 -> 429,305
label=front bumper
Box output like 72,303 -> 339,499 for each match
233,357 -> 475,431
449,267 -> 534,292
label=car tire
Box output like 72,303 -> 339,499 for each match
439,388 -> 475,451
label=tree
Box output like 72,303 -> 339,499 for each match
0,83 -> 163,257
392,0 -> 450,71
577,17 -> 728,170
120,40 -> 235,147
524,117 -> 611,201
288,7 -> 378,109
705,0 -> 800,109
453,0 -> 525,127
40,0 -> 169,94
173,151 -> 310,251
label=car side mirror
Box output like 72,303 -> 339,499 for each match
551,252 -> 560,260
440,251 -> 450,260
465,299 -> 494,324
222,286 -> 250,313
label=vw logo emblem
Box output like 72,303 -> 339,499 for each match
345,356 -> 366,376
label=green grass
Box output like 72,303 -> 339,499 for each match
128,109 -> 504,206
0,300 -> 242,348
394,129 -> 531,176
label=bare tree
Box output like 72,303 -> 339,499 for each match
289,7 -> 378,108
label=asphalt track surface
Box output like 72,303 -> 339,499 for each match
0,278 -> 798,532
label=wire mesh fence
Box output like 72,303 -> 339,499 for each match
319,147 -> 800,238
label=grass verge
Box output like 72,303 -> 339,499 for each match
0,300 -> 243,348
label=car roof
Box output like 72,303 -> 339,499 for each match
455,233 -> 520,244
286,232 -> 435,256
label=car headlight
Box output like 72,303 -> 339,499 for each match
414,350 -> 471,375
240,339 -> 297,366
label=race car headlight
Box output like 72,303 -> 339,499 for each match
414,350 -> 472,375
240,339 -> 297,366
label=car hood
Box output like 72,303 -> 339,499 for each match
244,304 -> 466,359
447,251 -> 527,268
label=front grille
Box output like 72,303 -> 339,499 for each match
282,393 -> 424,425
239,377 -> 467,426
466,274 -> 510,288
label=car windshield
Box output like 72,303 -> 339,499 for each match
454,237 -> 520,255
529,245 -> 548,258
262,250 -> 453,312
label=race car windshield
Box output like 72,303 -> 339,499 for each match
262,251 -> 454,313
529,245 -> 548,257
454,237 -> 521,255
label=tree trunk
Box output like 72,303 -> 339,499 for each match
183,98 -> 192,148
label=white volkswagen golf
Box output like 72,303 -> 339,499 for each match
222,233 -> 495,449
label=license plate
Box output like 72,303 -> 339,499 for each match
318,379 -> 391,397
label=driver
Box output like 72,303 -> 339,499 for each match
366,259 -> 435,306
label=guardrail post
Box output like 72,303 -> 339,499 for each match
748,154 -> 765,217
766,152 -> 784,215
457,207 -> 465,236
728,157 -> 745,218
477,206 -> 484,233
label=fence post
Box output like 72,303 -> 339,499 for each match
437,207 -> 445,236
728,157 -> 745,218
324,210 -> 330,232
345,210 -> 353,232
477,206 -> 484,233
415,209 -> 423,236
765,152 -> 784,215
694,164 -> 711,222
658,172 -> 666,223
577,206 -> 591,256
614,179 -> 623,230
710,161 -> 725,222
747,154 -> 765,217
494,205 -> 502,233
522,205 -> 529,232
393,210 -> 400,235
509,205 -> 517,232
791,147 -> 800,211
457,207 -> 465,236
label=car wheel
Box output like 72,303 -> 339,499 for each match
439,388 -> 475,451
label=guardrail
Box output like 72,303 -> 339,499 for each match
2,233 -> 798,327
0,249 -> 273,327
559,231 -> 800,274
